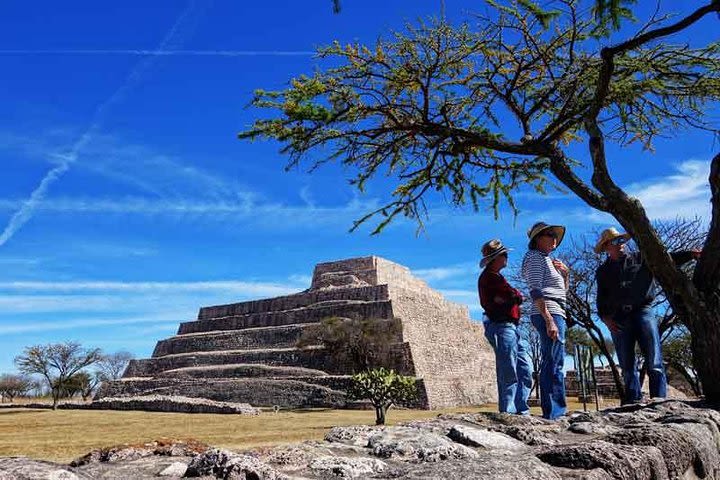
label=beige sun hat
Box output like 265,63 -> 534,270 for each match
594,227 -> 631,254
527,221 -> 566,249
480,239 -> 512,267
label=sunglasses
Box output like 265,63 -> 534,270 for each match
540,231 -> 558,239
610,237 -> 627,246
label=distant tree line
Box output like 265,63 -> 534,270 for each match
0,343 -> 134,410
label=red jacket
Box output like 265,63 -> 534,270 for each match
478,268 -> 522,322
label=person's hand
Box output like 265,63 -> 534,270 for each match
602,315 -> 620,334
552,259 -> 569,277
545,317 -> 559,341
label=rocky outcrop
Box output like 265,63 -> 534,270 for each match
2,400 -> 719,479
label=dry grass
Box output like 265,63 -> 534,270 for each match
0,399 -> 615,463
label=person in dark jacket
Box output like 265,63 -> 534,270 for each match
478,239 -> 532,414
595,227 -> 701,404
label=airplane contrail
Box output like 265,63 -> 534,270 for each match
0,49 -> 314,56
0,1 -> 206,247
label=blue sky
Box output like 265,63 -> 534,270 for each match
0,1 -> 717,373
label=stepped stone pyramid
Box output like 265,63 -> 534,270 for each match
97,256 -> 497,409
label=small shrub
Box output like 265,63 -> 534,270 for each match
347,367 -> 418,425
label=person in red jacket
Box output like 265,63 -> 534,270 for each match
478,239 -> 532,414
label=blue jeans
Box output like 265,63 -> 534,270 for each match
483,321 -> 532,414
531,314 -> 567,420
611,307 -> 667,404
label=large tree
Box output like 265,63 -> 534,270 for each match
241,2 -> 720,403
14,342 -> 102,409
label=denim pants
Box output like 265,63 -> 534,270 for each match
483,321 -> 532,414
530,314 -> 567,420
611,306 -> 667,404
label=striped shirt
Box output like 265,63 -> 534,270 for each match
521,249 -> 567,318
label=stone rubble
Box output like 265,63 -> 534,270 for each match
1,400 -> 719,479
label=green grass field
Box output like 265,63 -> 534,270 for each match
0,400 -> 613,462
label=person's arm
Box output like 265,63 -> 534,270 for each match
523,254 -> 559,341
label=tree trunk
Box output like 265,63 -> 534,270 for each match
51,389 -> 59,410
375,406 -> 386,425
687,305 -> 720,406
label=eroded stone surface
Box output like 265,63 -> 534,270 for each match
1,401 -> 719,479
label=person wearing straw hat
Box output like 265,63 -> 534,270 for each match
521,221 -> 570,420
478,239 -> 532,415
595,227 -> 701,404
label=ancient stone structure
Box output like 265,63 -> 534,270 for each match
97,256 -> 496,409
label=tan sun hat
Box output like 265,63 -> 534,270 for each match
527,221 -> 565,249
480,239 -> 512,267
594,227 -> 631,254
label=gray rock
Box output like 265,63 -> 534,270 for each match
367,426 -> 478,462
537,440 -> 668,480
0,457 -> 90,479
447,425 -> 528,452
185,448 -> 287,479
325,425 -> 380,447
398,455 -> 562,479
602,424 -> 697,478
568,422 -> 596,435
158,461 -> 188,477
309,456 -> 387,478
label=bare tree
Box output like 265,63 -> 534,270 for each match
0,374 -> 34,402
14,342 -> 102,410
95,351 -> 134,382
297,316 -> 402,373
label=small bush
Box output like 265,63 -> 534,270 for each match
347,367 -> 418,425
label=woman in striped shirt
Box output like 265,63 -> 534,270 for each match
521,221 -> 570,420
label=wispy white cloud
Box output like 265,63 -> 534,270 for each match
626,160 -> 710,221
0,313 -> 184,335
412,262 -> 476,281
0,279 -> 302,296
0,1 -> 203,247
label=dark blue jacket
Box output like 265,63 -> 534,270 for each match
596,251 -> 694,317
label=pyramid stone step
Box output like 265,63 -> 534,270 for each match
97,377 -> 348,408
152,324 -> 313,357
125,343 -> 414,377
179,299 -> 393,334
157,364 -> 330,379
197,285 -> 389,320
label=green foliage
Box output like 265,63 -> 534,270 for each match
593,0 -> 637,31
297,316 -> 401,373
240,1 -> 719,234
347,367 -> 418,425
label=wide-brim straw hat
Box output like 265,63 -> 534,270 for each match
594,227 -> 631,254
527,222 -> 566,249
480,239 -> 512,267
